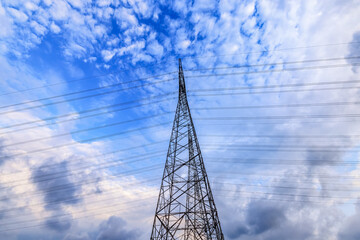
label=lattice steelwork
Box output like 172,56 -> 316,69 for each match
150,59 -> 224,240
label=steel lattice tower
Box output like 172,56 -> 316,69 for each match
150,59 -> 224,240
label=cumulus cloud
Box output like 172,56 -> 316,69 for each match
305,150 -> 343,166
226,222 -> 249,239
246,200 -> 286,235
101,49 -> 116,62
146,39 -> 164,57
0,3 -> 14,38
96,216 -> 140,240
64,233 -> 91,240
338,214 -> 360,240
49,0 -> 71,21
32,161 -> 81,210
45,215 -> 72,232
114,7 -> 138,28
347,31 -> 360,72
6,7 -> 28,22
0,140 -> 8,166
50,22 -> 61,34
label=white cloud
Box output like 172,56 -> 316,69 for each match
146,39 -> 164,57
6,7 -> 28,22
97,0 -> 113,7
43,0 -> 53,7
171,0 -> 191,16
93,24 -> 107,37
0,3 -> 14,38
49,0 -> 71,21
30,20 -> 47,36
63,41 -> 87,58
67,0 -> 89,9
124,0 -> 156,19
95,6 -> 114,19
175,28 -> 191,51
24,1 -> 38,11
192,0 -> 217,11
50,22 -> 61,33
114,7 -> 138,28
101,49 -> 116,62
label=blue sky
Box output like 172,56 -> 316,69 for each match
0,0 -> 360,239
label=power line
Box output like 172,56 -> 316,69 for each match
0,122 -> 172,161
2,79 -> 359,134
203,145 -> 359,153
2,140 -> 168,176
0,150 -> 165,187
1,98 -> 176,135
210,170 -> 360,180
0,62 -> 176,97
185,63 -> 360,79
207,159 -> 357,166
1,181 -> 357,229
3,149 -> 358,192
185,56 -> 360,72
214,188 -> 356,200
1,136 -> 358,188
212,181 -> 359,192
0,185 -> 357,232
216,193 -> 353,205
5,168 -> 359,214
3,110 -> 360,149
2,182 -> 357,229
4,56 -> 354,109
2,41 -> 358,98
1,116 -> 358,164
200,134 -> 360,139
188,79 -> 360,93
2,174 -> 358,217
3,78 -> 358,132
199,119 -> 359,126
181,41 -> 360,60
1,63 -> 357,116
190,85 -> 360,97
3,162 -> 357,204
211,175 -> 358,187
1,115 -> 357,163
193,101 -> 360,111
0,80 -> 176,116
2,112 -> 172,148
1,160 -> 356,205
196,114 -> 360,121
0,95 -> 176,132
0,193 -> 159,229
0,155 -> 356,202
0,172 -> 356,227
204,143 -> 355,149
0,164 -> 163,202
0,74 -> 176,110
1,178 -> 160,215
4,107 -> 360,149
1,190 -> 353,233
4,132 -> 358,176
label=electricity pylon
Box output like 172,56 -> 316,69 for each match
150,59 -> 224,240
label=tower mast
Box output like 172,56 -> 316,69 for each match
150,59 -> 224,240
